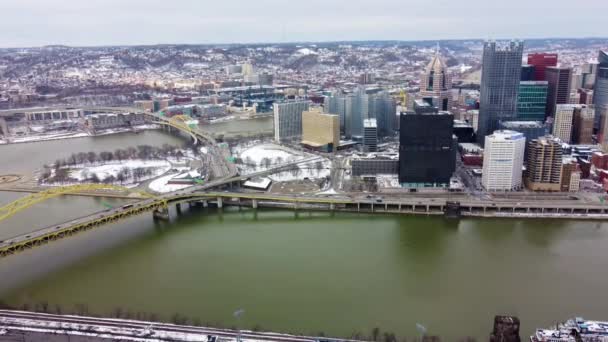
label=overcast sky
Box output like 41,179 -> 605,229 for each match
2,0 -> 607,47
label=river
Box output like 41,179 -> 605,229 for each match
1,123 -> 608,340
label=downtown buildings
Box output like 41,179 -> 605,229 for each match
524,136 -> 563,191
398,100 -> 456,188
517,81 -> 548,121
482,130 -> 526,191
419,51 -> 452,111
301,109 -> 340,152
593,51 -> 608,128
273,100 -> 310,143
478,41 -> 525,142
545,66 -> 572,117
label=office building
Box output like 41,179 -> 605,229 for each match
420,51 -> 452,111
273,100 -> 310,143
553,104 -> 575,143
351,155 -> 399,176
594,51 -> 608,128
527,53 -> 558,81
525,136 -> 563,191
359,72 -> 376,85
363,119 -> 378,152
453,120 -> 475,143
301,109 -> 340,152
399,106 -> 456,188
461,110 -> 479,132
517,81 -> 548,121
478,41 -> 524,142
324,93 -> 347,134
521,65 -> 536,81
545,66 -> 572,117
561,159 -> 581,192
498,121 -> 547,150
572,105 -> 595,144
369,91 -> 397,137
481,130 -> 526,191
597,106 -> 608,151
553,104 -> 593,144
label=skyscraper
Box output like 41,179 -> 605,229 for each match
420,50 -> 452,111
478,41 -> 524,143
545,66 -> 572,117
521,65 -> 536,81
593,51 -> 608,128
525,136 -> 563,191
482,130 -> 526,191
273,100 -> 310,143
324,93 -> 346,134
572,105 -> 595,144
363,119 -> 378,152
553,104 -> 577,143
527,53 -> 558,81
517,81 -> 548,121
369,91 -> 397,137
399,100 -> 456,188
301,109 -> 340,152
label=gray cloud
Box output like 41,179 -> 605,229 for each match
1,0 -> 607,47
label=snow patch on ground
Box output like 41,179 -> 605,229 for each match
10,132 -> 90,143
69,160 -> 171,182
148,173 -> 192,193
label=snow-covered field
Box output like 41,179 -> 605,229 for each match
233,142 -> 331,182
69,160 -> 171,182
148,172 -> 192,193
10,132 -> 90,144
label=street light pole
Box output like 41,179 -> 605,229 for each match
233,309 -> 245,342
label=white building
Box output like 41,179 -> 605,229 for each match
553,104 -> 576,143
273,100 -> 310,143
482,130 -> 526,191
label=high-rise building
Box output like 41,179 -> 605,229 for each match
527,53 -> 558,81
498,121 -> 547,152
324,93 -> 347,134
399,102 -> 456,188
521,65 -> 536,81
478,41 -> 524,143
545,66 -> 572,117
369,91 -> 397,137
517,81 -> 548,121
420,51 -> 452,111
273,100 -> 310,143
561,159 -> 581,192
525,136 -> 563,191
553,104 -> 575,143
481,130 -> 526,191
363,119 -> 378,152
572,105 -> 595,144
301,109 -> 340,152
597,106 -> 608,152
593,51 -> 608,128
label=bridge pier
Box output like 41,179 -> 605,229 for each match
252,199 -> 258,209
176,203 -> 182,214
329,203 -> 335,211
217,197 -> 223,209
153,207 -> 170,221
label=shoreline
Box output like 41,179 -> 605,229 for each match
0,125 -> 161,146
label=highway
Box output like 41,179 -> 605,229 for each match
0,310 -> 329,342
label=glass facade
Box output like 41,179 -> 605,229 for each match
517,81 -> 548,121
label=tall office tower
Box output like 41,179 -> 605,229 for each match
517,81 -> 548,121
345,87 -> 369,140
578,89 -> 594,105
572,105 -> 595,144
324,93 -> 347,134
420,51 -> 452,111
363,119 -> 378,152
482,130 -> 526,191
301,109 -> 340,152
525,136 -> 563,191
273,100 -> 310,143
593,51 -> 608,128
527,53 -> 558,81
399,101 -> 456,188
545,66 -> 572,117
596,106 -> 608,151
582,61 -> 599,89
553,104 -> 577,143
521,65 -> 536,81
369,91 -> 397,137
478,41 -> 524,143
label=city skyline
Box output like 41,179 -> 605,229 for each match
2,0 -> 608,48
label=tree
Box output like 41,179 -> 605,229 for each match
90,173 -> 101,183
261,157 -> 272,169
372,327 -> 380,342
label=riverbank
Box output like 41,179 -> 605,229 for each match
2,124 -> 161,145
